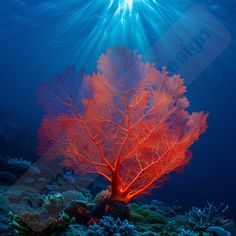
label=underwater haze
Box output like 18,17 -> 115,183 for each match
0,0 -> 236,235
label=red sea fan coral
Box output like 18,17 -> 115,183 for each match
38,47 -> 208,203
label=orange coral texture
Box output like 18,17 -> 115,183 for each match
38,48 -> 207,203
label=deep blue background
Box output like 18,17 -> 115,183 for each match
0,0 -> 235,218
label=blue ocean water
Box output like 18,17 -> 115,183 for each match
0,0 -> 236,222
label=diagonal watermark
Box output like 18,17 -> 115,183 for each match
145,5 -> 231,86
5,149 -> 99,232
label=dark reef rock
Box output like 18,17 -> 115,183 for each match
64,201 -> 91,225
93,189 -> 111,216
93,190 -> 130,219
105,200 -> 130,220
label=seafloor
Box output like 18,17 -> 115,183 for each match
0,156 -> 235,236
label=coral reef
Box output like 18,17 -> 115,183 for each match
128,202 -> 234,236
187,202 -> 229,230
42,193 -> 65,215
42,190 -> 92,215
9,210 -> 74,235
130,203 -> 167,233
0,156 -> 41,185
0,158 -> 235,236
7,157 -> 41,175
62,190 -> 92,204
61,217 -> 143,236
1,184 -> 235,236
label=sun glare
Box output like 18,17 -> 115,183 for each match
109,0 -> 159,24
40,0 -> 181,74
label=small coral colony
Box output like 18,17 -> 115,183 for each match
4,48 -> 235,235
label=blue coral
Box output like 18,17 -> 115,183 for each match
87,216 -> 137,236
7,157 -> 41,174
178,229 -> 200,236
187,202 -> 228,230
